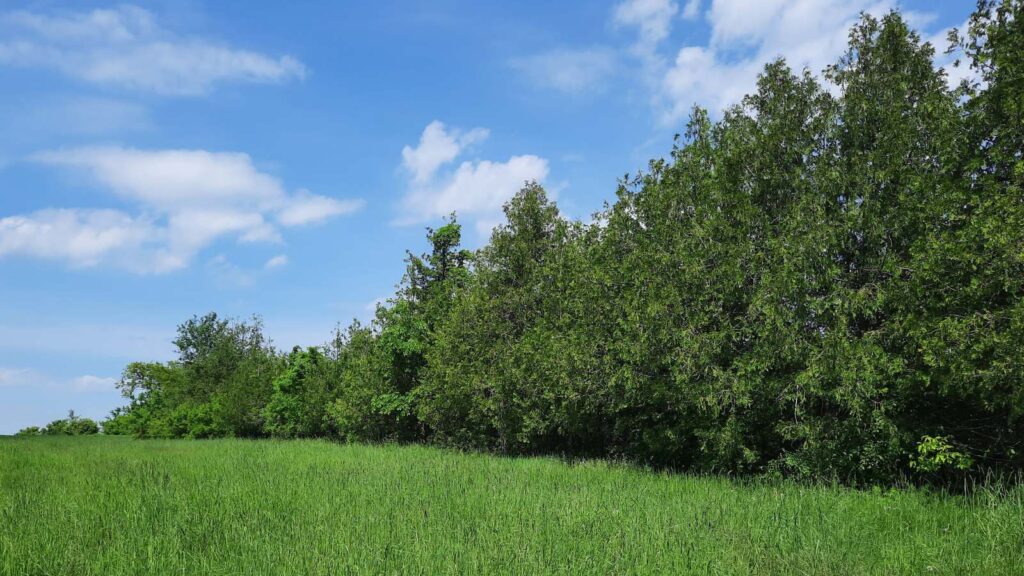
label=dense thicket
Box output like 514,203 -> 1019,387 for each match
89,4 -> 1024,485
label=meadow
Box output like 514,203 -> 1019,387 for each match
1,436 -> 1022,575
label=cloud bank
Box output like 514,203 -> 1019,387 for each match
517,0 -> 969,125
0,147 -> 363,273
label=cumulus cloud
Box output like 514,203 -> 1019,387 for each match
0,209 -> 159,269
34,147 -> 284,207
658,0 -> 896,121
0,147 -> 362,273
396,121 -> 550,232
511,48 -> 618,93
264,254 -> 288,269
601,0 -> 965,125
401,121 -> 489,184
278,191 -> 365,227
0,5 -> 305,95
613,0 -> 680,53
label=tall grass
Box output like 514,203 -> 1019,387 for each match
1,436 -> 1021,575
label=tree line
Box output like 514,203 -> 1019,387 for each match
15,410 -> 100,436
23,3 -> 1024,485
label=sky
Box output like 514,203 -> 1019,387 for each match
0,0 -> 975,433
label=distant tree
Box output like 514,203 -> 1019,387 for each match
173,313 -> 281,437
38,410 -> 99,436
107,314 -> 282,439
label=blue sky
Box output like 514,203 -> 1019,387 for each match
0,0 -> 974,433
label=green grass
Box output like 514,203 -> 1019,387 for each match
1,437 -> 1021,575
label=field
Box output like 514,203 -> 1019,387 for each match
1,437 -> 1022,575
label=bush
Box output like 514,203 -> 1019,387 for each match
38,411 -> 100,436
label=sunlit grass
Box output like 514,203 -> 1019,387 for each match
1,436 -> 1021,575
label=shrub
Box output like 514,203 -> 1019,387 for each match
39,411 -> 100,436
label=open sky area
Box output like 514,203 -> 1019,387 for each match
0,0 -> 975,433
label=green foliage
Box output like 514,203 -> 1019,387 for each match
327,216 -> 472,443
419,183 -> 580,451
100,407 -> 135,436
263,347 -> 336,438
57,3 -> 1024,487
107,314 -> 282,439
30,410 -> 100,436
910,435 -> 974,474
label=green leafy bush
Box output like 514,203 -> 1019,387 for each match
30,411 -> 100,436
910,436 -> 974,474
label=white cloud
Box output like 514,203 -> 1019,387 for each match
35,147 -> 284,208
407,156 -> 550,217
401,121 -> 489,184
277,191 -> 364,227
397,121 -> 550,231
0,147 -> 362,273
265,254 -> 288,269
72,375 -> 117,392
662,46 -> 762,120
0,5 -> 305,95
511,48 -> 617,93
0,209 -> 161,269
613,0 -> 679,53
604,0 -> 962,124
657,0 -> 895,122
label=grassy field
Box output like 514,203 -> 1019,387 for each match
0,437 -> 1021,575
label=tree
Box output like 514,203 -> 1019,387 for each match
264,347 -> 336,438
39,410 -> 100,436
172,313 -> 280,437
900,0 -> 1024,474
330,217 -> 473,442
105,314 -> 281,439
420,183 -> 573,451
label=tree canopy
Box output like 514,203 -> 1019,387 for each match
82,3 -> 1024,486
